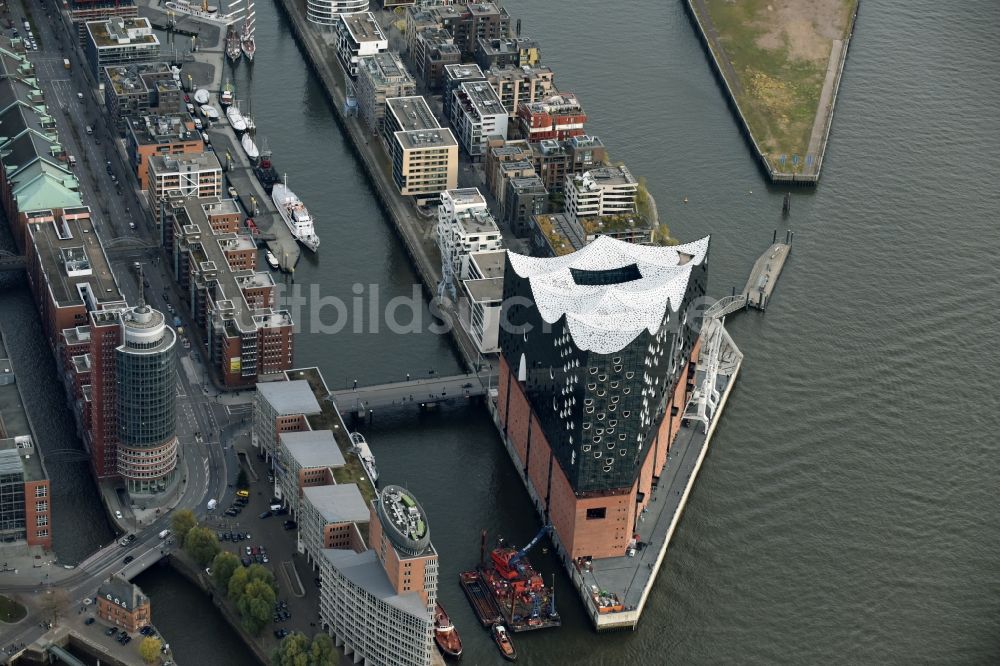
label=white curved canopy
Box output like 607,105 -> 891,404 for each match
507,235 -> 709,354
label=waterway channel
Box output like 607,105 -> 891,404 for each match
3,0 -> 996,663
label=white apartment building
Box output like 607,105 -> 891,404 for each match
335,11 -> 388,77
460,250 -> 505,354
147,152 -> 223,201
307,0 -> 368,27
450,81 -> 508,159
565,164 -> 638,221
436,188 -> 503,282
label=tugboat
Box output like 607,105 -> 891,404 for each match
433,602 -> 463,659
220,81 -> 235,107
491,623 -> 516,662
253,145 -> 279,193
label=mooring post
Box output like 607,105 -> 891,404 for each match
773,229 -> 777,244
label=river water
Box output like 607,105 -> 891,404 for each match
7,0 -> 997,663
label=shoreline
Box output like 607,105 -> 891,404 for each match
684,0 -> 860,184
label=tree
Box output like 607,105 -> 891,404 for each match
237,578 -> 277,635
212,551 -> 240,590
139,636 -> 162,663
171,509 -> 197,543
236,467 -> 249,490
272,632 -> 310,666
228,565 -> 251,604
184,526 -> 220,566
309,633 -> 336,666
38,588 -> 69,626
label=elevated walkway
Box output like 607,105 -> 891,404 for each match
331,370 -> 497,417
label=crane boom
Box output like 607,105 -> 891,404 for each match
510,524 -> 551,567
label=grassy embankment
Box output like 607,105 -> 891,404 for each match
700,0 -> 856,172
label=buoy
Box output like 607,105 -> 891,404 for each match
682,197 -> 688,204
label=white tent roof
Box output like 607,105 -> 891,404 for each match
507,235 -> 709,354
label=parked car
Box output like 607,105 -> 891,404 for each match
241,557 -> 252,567
282,520 -> 297,530
114,510 -> 122,520
274,629 -> 289,639
259,510 -> 271,519
105,627 -> 117,636
84,617 -> 95,625
123,555 -> 134,564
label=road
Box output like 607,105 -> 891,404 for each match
0,0 -> 244,652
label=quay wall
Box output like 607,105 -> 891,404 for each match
273,0 -> 479,369
684,0 -> 860,185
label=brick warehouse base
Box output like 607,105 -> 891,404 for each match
489,335 -> 741,630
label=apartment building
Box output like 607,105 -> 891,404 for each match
83,17 -> 159,78
486,64 -> 556,116
355,52 -> 416,135
125,114 -> 204,190
384,97 -> 457,203
307,0 -> 369,26
300,483 -> 369,564
516,92 -> 586,142
450,81 -> 508,159
412,28 -> 461,92
450,2 -> 510,57
274,430 -> 345,517
501,175 -> 548,236
102,63 -> 183,131
436,188 -> 503,282
565,165 -> 638,220
168,198 -> 294,388
68,0 -> 138,46
459,250 -> 504,355
475,37 -> 540,70
335,12 -> 388,78
148,152 -> 224,200
530,134 -> 607,193
442,63 -> 485,123
319,486 -> 437,666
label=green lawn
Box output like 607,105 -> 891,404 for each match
699,0 -> 857,172
0,595 -> 27,623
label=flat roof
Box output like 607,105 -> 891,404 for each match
302,484 -> 369,525
86,17 -> 158,49
532,212 -> 587,256
0,333 -> 45,482
257,379 -> 322,416
103,62 -> 172,96
457,81 -> 505,117
395,128 -> 457,150
467,2 -> 504,17
174,196 -> 288,335
127,114 -> 199,146
444,63 -> 485,82
386,96 -> 439,132
463,277 -> 503,303
469,249 -> 506,278
322,549 -> 429,617
478,37 -> 539,56
149,151 -> 222,176
341,12 -> 386,44
487,64 -> 554,82
279,430 -> 346,469
443,188 -> 486,208
358,52 -> 413,86
26,209 -> 123,309
523,92 -> 584,115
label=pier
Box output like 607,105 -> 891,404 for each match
705,234 -> 792,318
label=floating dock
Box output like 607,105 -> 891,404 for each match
459,570 -> 504,628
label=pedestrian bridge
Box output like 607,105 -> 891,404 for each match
331,371 -> 498,418
0,251 -> 25,272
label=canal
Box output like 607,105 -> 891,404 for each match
4,0 -> 995,663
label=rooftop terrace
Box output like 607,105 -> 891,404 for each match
86,17 -> 157,49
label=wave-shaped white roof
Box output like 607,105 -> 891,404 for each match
507,235 -> 709,354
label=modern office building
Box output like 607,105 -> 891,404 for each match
125,114 -> 204,190
167,197 -> 294,387
496,236 -> 710,563
147,152 -> 224,201
355,52 -> 416,134
319,485 -> 437,666
565,164 -> 639,220
112,305 -> 179,494
306,0 -> 369,26
274,430 -> 345,516
102,63 -> 183,131
530,135 -> 607,193
436,188 -> 503,282
300,483 -> 369,564
252,380 -> 322,458
83,17 -> 159,78
475,36 -> 540,70
450,81 -> 508,159
516,93 -> 587,142
0,336 -> 53,550
97,576 -> 151,632
335,12 -> 388,78
486,64 -> 556,116
459,250 -> 505,355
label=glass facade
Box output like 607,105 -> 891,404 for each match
0,471 -> 26,543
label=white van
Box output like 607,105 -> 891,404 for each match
158,529 -> 170,540
85,126 -> 93,135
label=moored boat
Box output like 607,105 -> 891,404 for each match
491,623 -> 516,662
194,88 -> 210,105
349,432 -> 377,483
220,81 -> 235,107
165,0 -> 243,25
226,105 -> 247,133
253,151 -> 279,193
241,0 -> 256,61
241,133 -> 259,160
434,602 -> 463,660
272,178 -> 320,252
225,24 -> 241,63
199,105 -> 220,121
264,249 -> 279,270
